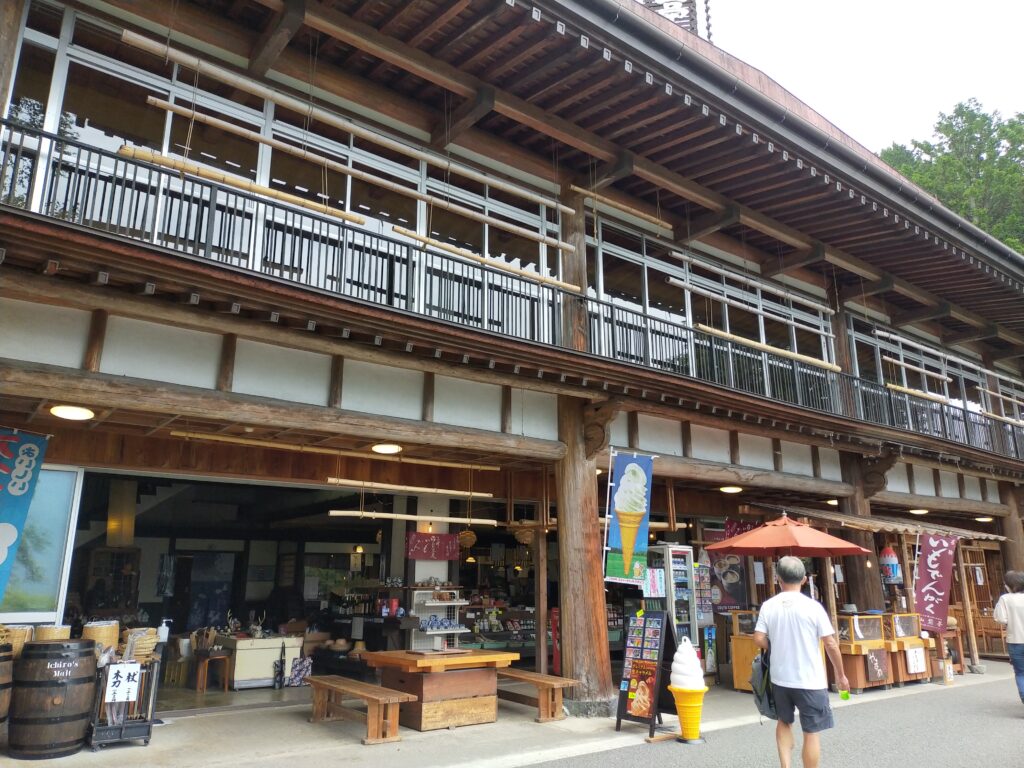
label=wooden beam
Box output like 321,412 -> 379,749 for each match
761,243 -> 825,278
993,346 -> 1024,362
674,206 -> 740,244
837,276 -> 894,305
0,358 -> 567,461
871,490 -> 1009,518
248,0 -> 305,77
575,151 -> 635,191
891,302 -> 952,328
429,86 -> 495,148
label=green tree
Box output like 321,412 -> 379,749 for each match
880,99 -> 1024,254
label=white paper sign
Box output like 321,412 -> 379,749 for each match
905,647 -> 927,674
753,561 -> 765,585
104,662 -> 141,703
643,567 -> 666,598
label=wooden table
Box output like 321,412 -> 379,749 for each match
361,650 -> 519,731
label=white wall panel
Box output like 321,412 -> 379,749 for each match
912,465 -> 935,496
690,425 -> 730,463
886,463 -> 910,494
638,414 -> 682,456
983,479 -> 999,501
938,471 -> 959,498
102,317 -> 221,389
739,434 -> 774,470
509,389 -> 558,440
234,339 -> 331,406
609,412 -> 630,450
433,376 -> 501,431
962,475 -> 983,501
818,448 -> 842,481
342,360 -> 422,420
780,441 -> 814,476
0,298 -> 90,367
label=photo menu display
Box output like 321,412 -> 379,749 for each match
621,614 -> 663,719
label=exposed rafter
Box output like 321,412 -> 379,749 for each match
761,242 -> 825,278
838,276 -> 894,305
248,0 -> 305,77
674,205 -> 739,244
945,325 -> 999,346
891,302 -> 952,328
429,86 -> 495,148
575,151 -> 635,191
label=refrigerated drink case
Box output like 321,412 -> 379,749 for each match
647,545 -> 697,646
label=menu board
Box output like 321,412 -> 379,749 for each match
615,610 -> 676,737
694,561 -> 713,626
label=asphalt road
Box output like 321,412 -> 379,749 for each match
536,677 -> 1024,768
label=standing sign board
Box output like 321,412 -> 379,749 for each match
604,453 -> 653,586
615,610 -> 677,738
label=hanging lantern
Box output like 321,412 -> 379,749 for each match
458,530 -> 477,549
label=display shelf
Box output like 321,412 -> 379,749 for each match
409,588 -> 466,651
422,600 -> 470,607
647,544 -> 697,646
422,627 -> 471,635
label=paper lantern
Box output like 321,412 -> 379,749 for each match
514,528 -> 534,545
458,530 -> 477,549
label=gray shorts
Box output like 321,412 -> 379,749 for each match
772,686 -> 834,733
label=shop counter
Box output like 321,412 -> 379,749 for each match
730,634 -> 759,692
216,634 -> 303,689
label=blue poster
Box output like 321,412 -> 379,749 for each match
605,453 -> 654,585
0,429 -> 49,604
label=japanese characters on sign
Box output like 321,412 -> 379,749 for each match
405,532 -> 459,561
0,429 -> 49,604
913,534 -> 958,633
104,662 -> 142,703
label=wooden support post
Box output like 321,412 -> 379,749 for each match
899,535 -> 916,612
217,333 -> 237,392
328,355 -> 343,408
666,479 -> 677,532
82,309 -> 108,373
534,526 -> 548,675
0,0 -> 26,117
998,483 -> 1024,572
823,556 -> 838,629
838,451 -> 884,611
955,545 -> 981,668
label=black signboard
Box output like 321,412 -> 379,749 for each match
615,610 -> 677,737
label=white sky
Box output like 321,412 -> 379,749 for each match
699,0 -> 1024,153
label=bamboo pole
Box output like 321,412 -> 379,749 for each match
694,323 -> 842,372
169,429 -> 501,470
976,386 -> 1024,410
122,31 -> 575,216
884,383 -> 950,404
328,509 -> 498,525
567,183 -> 673,229
955,544 -> 981,668
677,280 -> 835,336
981,410 -> 1024,427
117,146 -> 366,225
146,97 -> 575,253
392,226 -> 581,292
881,356 -> 952,383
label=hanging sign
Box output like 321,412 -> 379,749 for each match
913,534 -> 958,633
0,429 -> 49,604
104,662 -> 142,703
405,532 -> 459,561
605,453 -> 654,585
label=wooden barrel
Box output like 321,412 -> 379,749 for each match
8,640 -> 97,760
0,643 -> 12,723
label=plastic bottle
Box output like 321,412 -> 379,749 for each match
157,618 -> 172,643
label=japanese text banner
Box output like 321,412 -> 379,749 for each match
913,534 -> 958,633
0,429 -> 49,604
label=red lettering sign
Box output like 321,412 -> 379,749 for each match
405,532 -> 459,561
913,534 -> 958,633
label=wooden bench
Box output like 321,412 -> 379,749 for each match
496,669 -> 579,723
307,675 -> 417,745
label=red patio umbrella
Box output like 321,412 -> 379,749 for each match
705,514 -> 871,558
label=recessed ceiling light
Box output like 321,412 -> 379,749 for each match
371,443 -> 402,455
975,516 -> 993,523
466,555 -> 477,563
49,405 -> 95,421
355,545 -> 364,553
908,509 -> 929,516
826,499 -> 839,506
719,486 -> 743,494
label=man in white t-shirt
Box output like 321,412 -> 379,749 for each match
754,556 -> 849,768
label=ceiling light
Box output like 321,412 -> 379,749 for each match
355,545 -> 364,553
975,516 -> 993,523
371,443 -> 403,455
826,499 -> 839,506
596,468 -> 603,475
908,509 -> 929,516
866,560 -> 873,568
719,486 -> 743,494
49,405 -> 95,421
466,555 -> 477,563
514,565 -> 523,572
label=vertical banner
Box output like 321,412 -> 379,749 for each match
0,429 -> 49,604
913,534 -> 958,633
605,453 -> 653,585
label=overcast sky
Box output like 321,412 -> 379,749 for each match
698,0 -> 1024,153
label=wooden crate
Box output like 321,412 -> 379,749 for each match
381,668 -> 495,702
399,695 -> 498,731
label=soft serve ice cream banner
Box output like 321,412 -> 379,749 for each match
604,452 -> 654,585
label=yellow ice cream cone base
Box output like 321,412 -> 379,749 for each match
668,685 -> 708,742
616,510 -> 645,575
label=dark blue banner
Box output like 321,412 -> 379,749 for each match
0,429 -> 49,603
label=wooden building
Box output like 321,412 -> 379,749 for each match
0,0 -> 1022,714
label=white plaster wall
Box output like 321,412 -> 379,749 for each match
818,448 -> 842,481
780,441 -> 814,476
690,425 -> 730,463
136,536 -> 170,604
912,465 -> 935,496
0,298 -> 91,367
101,317 -> 221,389
938,471 -> 959,498
886,463 -> 910,494
412,493 -> 451,583
638,414 -> 683,456
433,376 -> 501,431
739,434 -> 774,470
509,389 -> 558,440
234,339 -> 332,406
962,475 -> 983,501
609,412 -> 630,450
983,479 -> 999,502
342,360 -> 422,420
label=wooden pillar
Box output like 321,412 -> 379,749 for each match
837,452 -> 884,611
822,556 -> 838,629
955,545 -> 981,668
534,527 -> 548,675
899,535 -> 916,612
998,483 -> 1024,572
0,0 -> 27,117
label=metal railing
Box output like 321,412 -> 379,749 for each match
2,120 -> 1022,461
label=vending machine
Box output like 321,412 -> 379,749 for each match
646,545 -> 698,646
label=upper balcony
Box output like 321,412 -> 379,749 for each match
3,118 -> 1024,464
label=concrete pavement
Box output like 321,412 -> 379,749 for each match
2,661 -> 1015,767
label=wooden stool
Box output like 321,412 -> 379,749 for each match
195,653 -> 230,693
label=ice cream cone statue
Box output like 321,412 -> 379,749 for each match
613,462 -> 649,575
667,636 -> 708,743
